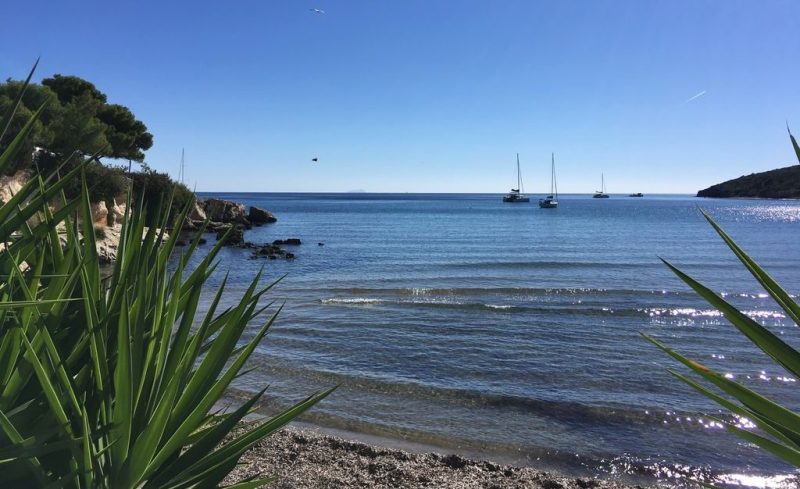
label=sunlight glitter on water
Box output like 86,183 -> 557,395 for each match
730,205 -> 800,223
644,307 -> 784,319
717,472 -> 800,488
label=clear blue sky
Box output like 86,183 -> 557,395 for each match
4,1 -> 799,193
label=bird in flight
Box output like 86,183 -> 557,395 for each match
310,8 -> 325,14
311,157 -> 319,162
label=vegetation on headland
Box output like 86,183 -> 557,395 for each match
697,128 -> 800,199
648,131 -> 800,475
0,63 -> 331,487
696,165 -> 800,199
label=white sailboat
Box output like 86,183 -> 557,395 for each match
593,173 -> 609,198
539,153 -> 558,208
503,153 -> 530,203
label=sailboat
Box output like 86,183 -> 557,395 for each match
502,153 -> 530,203
593,173 -> 610,198
539,153 -> 558,208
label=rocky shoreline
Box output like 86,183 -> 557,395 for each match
224,426 -> 642,489
179,197 -> 305,260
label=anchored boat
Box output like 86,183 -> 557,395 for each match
503,153 -> 530,203
539,153 -> 558,209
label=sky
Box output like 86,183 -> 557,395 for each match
3,0 -> 800,193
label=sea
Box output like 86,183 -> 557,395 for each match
190,192 -> 800,487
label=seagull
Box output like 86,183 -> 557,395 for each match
310,8 -> 325,14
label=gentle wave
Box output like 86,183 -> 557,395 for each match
321,286 -> 693,297
230,366 -> 699,428
315,286 -> 790,300
320,297 -> 785,319
441,260 -> 652,270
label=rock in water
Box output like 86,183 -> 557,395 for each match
248,206 -> 277,223
216,225 -> 245,246
204,198 -> 248,224
189,199 -> 207,221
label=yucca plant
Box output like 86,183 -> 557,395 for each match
646,129 -> 800,470
0,63 -> 333,487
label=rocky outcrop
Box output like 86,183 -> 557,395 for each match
0,170 -> 29,205
216,225 -> 245,246
189,199 -> 207,221
272,238 -> 301,245
90,202 -> 108,228
249,242 -> 297,260
95,224 -> 122,265
248,206 -> 277,224
204,198 -> 248,224
107,197 -> 127,226
0,172 -> 178,265
184,198 -> 279,248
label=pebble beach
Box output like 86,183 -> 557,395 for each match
226,426 -> 643,489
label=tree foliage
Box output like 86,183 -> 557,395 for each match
0,73 -> 153,174
0,80 -> 61,173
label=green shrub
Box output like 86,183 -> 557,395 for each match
0,63 -> 332,487
130,168 -> 194,227
35,152 -> 128,205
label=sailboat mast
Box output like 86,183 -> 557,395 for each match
179,148 -> 185,185
516,153 -> 521,192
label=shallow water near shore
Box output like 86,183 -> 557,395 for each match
193,193 -> 800,486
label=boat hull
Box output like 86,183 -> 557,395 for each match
592,194 -> 609,199
539,199 -> 558,208
503,196 -> 530,203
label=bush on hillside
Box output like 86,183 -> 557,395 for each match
130,168 -> 195,226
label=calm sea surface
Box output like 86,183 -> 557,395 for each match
191,193 -> 800,485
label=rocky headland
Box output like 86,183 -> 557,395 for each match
697,165 -> 800,199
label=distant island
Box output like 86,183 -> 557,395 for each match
697,164 -> 800,199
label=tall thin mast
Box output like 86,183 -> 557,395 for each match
516,153 -> 522,193
179,148 -> 185,184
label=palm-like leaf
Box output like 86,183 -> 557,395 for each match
0,62 -> 333,488
647,207 -> 800,470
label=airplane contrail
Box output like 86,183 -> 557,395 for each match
684,90 -> 707,103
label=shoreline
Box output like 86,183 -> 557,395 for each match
225,424 -> 645,489
220,393 -> 800,488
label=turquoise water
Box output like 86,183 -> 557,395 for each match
193,193 -> 800,484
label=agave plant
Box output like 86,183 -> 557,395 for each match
646,130 -> 800,469
0,63 -> 333,487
